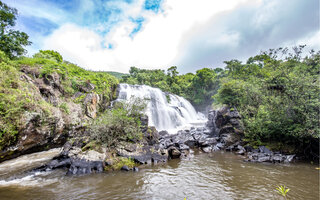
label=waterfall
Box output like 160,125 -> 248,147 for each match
117,84 -> 206,133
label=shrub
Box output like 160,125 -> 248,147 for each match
90,97 -> 147,147
33,50 -> 63,63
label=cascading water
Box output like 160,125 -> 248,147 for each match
117,84 -> 206,133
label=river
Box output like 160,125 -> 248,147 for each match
0,149 -> 318,200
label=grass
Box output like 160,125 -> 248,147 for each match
105,157 -> 136,171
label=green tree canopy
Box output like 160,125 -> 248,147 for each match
0,1 -> 31,58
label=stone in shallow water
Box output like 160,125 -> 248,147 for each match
200,138 -> 217,147
285,155 -> 295,163
121,165 -> 130,171
202,146 -> 212,153
257,155 -> 271,162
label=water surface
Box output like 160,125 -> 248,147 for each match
0,150 -> 318,200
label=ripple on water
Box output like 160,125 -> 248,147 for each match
0,151 -> 319,200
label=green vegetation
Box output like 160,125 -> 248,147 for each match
0,51 -> 32,148
106,71 -> 127,79
0,1 -> 31,58
215,47 -> 319,152
33,50 -> 63,63
105,157 -> 136,171
15,53 -> 118,97
90,97 -> 146,147
276,185 -> 290,199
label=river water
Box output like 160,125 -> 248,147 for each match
0,149 -> 318,200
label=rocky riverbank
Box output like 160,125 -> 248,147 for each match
35,107 -> 296,175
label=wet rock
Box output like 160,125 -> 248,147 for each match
133,167 -> 139,172
272,154 -> 286,163
199,137 -> 217,147
67,159 -> 104,175
158,130 -> 169,139
202,146 -> 213,153
236,145 -> 246,155
168,146 -> 181,159
285,155 -> 295,163
244,145 -> 254,152
257,155 -> 271,162
259,146 -> 272,155
121,165 -> 130,171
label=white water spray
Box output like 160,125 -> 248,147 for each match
117,84 -> 206,133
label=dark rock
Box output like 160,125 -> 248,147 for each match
152,153 -> 168,164
66,159 -> 104,175
199,137 -> 217,147
257,155 -> 271,162
272,154 -> 285,163
121,165 -> 130,171
212,144 -> 222,151
179,144 -> 190,151
202,146 -> 212,153
133,167 -> 139,172
285,155 -> 295,163
237,149 -> 246,155
259,146 -> 272,155
78,82 -> 95,93
168,146 -> 181,159
244,145 -> 254,152
158,130 -> 169,138
144,126 -> 159,145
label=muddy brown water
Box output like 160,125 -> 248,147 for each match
0,149 -> 319,200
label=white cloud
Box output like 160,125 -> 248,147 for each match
32,0 -> 319,73
42,0 -> 250,72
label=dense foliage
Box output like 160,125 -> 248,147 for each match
106,71 -> 127,79
0,1 -> 31,58
215,47 -> 319,151
90,97 -> 146,147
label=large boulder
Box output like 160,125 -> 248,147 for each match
206,107 -> 243,148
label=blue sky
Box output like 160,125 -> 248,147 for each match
4,0 -> 320,73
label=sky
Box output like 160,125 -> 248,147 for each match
4,0 -> 320,73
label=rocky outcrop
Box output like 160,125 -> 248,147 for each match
0,66 -> 116,163
206,107 -> 296,163
207,107 -> 244,137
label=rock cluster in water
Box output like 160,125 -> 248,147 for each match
36,107 -> 295,175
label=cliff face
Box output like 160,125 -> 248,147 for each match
0,59 -> 118,162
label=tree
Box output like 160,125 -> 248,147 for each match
0,1 -> 31,58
